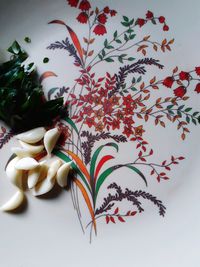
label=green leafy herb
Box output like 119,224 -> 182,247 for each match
43,57 -> 49,63
0,41 -> 66,132
24,37 -> 31,43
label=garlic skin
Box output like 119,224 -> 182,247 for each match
15,157 -> 39,170
16,127 -> 46,144
0,190 -> 24,211
5,157 -> 23,189
56,162 -> 71,187
18,140 -> 44,154
44,128 -> 61,155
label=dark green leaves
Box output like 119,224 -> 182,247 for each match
121,16 -> 134,27
0,41 -> 66,132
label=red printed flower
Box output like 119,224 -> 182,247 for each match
146,10 -> 153,19
93,95 -> 102,105
195,83 -> 200,93
83,105 -> 93,116
84,93 -> 94,104
85,117 -> 95,128
111,119 -> 120,130
93,24 -> 107,35
123,106 -> 134,115
103,99 -> 113,115
123,116 -> 134,126
77,12 -> 88,23
123,126 -> 133,138
134,125 -> 145,136
98,13 -> 107,24
67,0 -> 79,7
115,110 -> 124,120
57,123 -> 71,146
95,122 -> 104,132
195,67 -> 200,76
94,109 -> 104,120
137,18 -> 146,27
123,94 -> 133,106
110,95 -> 120,106
103,6 -> 110,14
159,16 -> 165,23
79,0 -> 91,10
179,71 -> 189,81
163,24 -> 169,31
110,10 -> 117,16
98,87 -> 107,97
162,76 -> 174,88
173,86 -> 186,98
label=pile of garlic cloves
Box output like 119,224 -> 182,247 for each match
1,127 -> 71,212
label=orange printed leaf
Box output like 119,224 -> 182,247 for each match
74,179 -> 97,234
168,38 -> 175,44
39,71 -> 57,83
143,35 -> 150,41
162,38 -> 167,45
88,50 -> 94,57
153,44 -> 158,51
64,150 -> 90,183
49,20 -> 83,61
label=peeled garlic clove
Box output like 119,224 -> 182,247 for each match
6,157 -> 23,189
19,140 -> 44,154
0,190 -> 24,211
56,162 -> 72,187
31,177 -> 55,196
27,165 -> 41,189
46,159 -> 62,181
16,127 -> 46,144
15,157 -> 39,170
11,147 -> 32,158
44,128 -> 61,155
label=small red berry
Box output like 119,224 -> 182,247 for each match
195,83 -> 200,93
159,16 -> 165,23
110,10 -> 117,17
195,67 -> 200,76
137,18 -> 145,27
163,24 -> 169,31
98,13 -> 107,24
103,6 -> 110,14
146,10 -> 154,19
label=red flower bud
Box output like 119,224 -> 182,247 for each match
159,16 -> 165,23
195,83 -> 200,93
179,71 -> 189,81
76,12 -> 88,23
137,18 -> 145,27
195,67 -> 200,76
162,76 -> 174,88
163,24 -> 169,31
98,13 -> 107,24
110,10 -> 117,16
67,0 -> 79,7
93,24 -> 107,35
103,6 -> 110,14
146,10 -> 153,19
173,86 -> 186,98
79,0 -> 91,11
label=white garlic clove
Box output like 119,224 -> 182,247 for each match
44,128 -> 61,155
19,140 -> 44,154
11,147 -> 32,158
0,190 -> 24,211
16,127 -> 46,144
15,157 -> 39,170
46,159 -> 62,181
6,157 -> 23,189
56,162 -> 72,187
27,165 -> 41,189
31,177 -> 56,196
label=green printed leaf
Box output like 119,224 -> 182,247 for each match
115,39 -> 122,44
126,165 -> 147,186
113,30 -> 118,39
64,117 -> 79,135
90,142 -> 119,180
105,57 -> 114,62
123,16 -> 129,22
185,107 -> 192,112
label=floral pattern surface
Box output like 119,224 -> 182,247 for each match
1,0 -> 200,242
